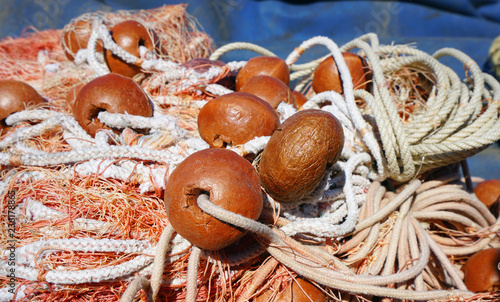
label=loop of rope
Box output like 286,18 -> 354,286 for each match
189,192 -> 475,301
356,38 -> 499,181
287,36 -> 388,181
280,153 -> 372,237
288,34 -> 500,183
97,111 -> 188,139
208,42 -> 277,61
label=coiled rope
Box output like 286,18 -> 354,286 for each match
489,35 -> 500,80
212,33 -> 500,183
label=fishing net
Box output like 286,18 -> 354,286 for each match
1,4 -> 500,302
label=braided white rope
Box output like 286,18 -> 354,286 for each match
182,65 -> 225,82
10,141 -> 47,155
203,83 -> 233,96
173,67 -> 231,93
97,111 -> 188,139
275,102 -> 298,121
0,284 -> 31,302
20,198 -> 113,233
280,153 -> 372,237
1,145 -> 179,167
84,19 -> 109,76
5,110 -> 60,125
94,130 -> 112,147
225,60 -> 246,71
227,135 -> 271,157
0,238 -> 155,285
143,69 -> 183,93
73,158 -> 164,193
9,238 -> 150,266
0,114 -> 94,150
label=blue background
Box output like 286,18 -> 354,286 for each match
1,0 -> 499,179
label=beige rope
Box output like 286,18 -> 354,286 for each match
236,257 -> 279,302
185,246 -> 202,302
194,192 -> 475,300
119,276 -> 150,302
150,224 -> 175,301
209,42 -> 277,60
289,35 -> 500,182
489,35 -> 500,79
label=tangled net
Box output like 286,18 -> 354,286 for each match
60,4 -> 213,65
0,5 -> 500,302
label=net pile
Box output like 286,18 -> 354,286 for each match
0,5 -> 499,302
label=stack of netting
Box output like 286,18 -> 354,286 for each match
0,4 -> 499,302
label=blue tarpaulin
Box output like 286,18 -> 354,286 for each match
1,0 -> 499,178
2,0 -> 500,71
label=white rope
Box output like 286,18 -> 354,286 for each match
275,102 -> 297,121
20,198 -> 113,231
0,238 -> 155,284
0,114 -> 93,150
203,83 -> 233,96
280,153 -> 372,237
0,284 -> 32,302
94,130 -> 112,147
97,111 -> 188,139
9,238 -> 150,266
241,136 -> 270,156
1,145 -> 178,167
5,110 -> 60,125
85,18 -> 183,76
